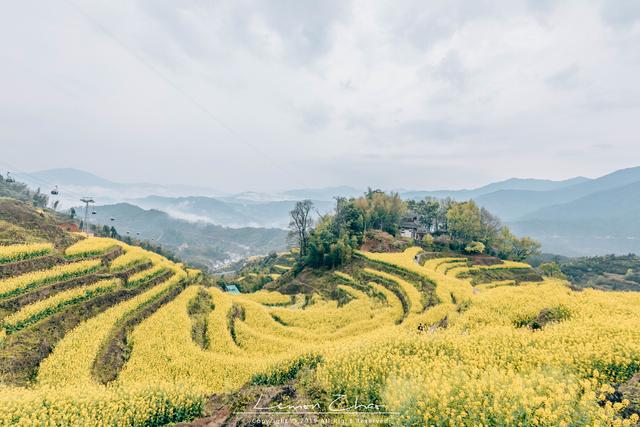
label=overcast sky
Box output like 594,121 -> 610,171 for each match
1,0 -> 640,192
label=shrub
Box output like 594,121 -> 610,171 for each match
538,262 -> 566,279
421,234 -> 434,248
514,305 -> 572,329
433,234 -> 451,250
465,241 -> 485,254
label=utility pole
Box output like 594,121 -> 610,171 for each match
80,198 -> 94,233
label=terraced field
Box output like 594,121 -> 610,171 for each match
232,251 -> 297,292
1,238 -> 640,425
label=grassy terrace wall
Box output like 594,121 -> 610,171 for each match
353,251 -> 439,305
458,266 -> 543,285
92,277 -> 188,384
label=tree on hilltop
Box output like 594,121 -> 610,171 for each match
288,200 -> 314,257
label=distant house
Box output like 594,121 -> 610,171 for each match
399,214 -> 429,240
224,284 -> 241,295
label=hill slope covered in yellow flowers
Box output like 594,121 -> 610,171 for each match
0,201 -> 639,426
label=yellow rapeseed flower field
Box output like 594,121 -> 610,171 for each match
37,270 -> 186,388
0,259 -> 102,300
64,237 -> 120,258
0,242 -> 53,264
1,242 -> 640,426
109,247 -> 150,271
2,278 -> 120,334
364,267 -> 424,313
240,289 -> 291,305
127,264 -> 168,285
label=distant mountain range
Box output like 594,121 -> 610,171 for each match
400,176 -> 591,202
84,203 -> 288,269
132,195 -> 335,229
15,166 -> 640,257
13,168 -> 225,209
473,167 -> 640,221
509,176 -> 640,256
15,168 -> 220,193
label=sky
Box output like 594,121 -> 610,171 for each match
1,0 -> 640,192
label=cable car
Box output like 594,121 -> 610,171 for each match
110,217 -> 115,221
5,172 -> 15,183
136,232 -> 140,236
92,210 -> 97,215
51,185 -> 59,195
126,231 -> 130,235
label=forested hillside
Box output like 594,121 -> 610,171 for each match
0,173 -> 48,208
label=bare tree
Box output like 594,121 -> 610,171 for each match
289,200 -> 314,256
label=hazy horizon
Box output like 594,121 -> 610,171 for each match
5,165 -> 609,196
2,1 -> 640,191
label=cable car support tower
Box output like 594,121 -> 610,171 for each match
80,197 -> 95,233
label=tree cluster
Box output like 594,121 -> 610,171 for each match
289,191 -> 540,269
410,198 -> 540,261
89,223 -> 178,262
289,190 -> 407,268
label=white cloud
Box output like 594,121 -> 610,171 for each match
1,0 -> 639,191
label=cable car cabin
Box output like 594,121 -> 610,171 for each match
110,217 -> 115,221
5,173 -> 15,183
50,185 -> 59,195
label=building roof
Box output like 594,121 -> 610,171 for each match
400,222 -> 430,233
224,284 -> 241,295
400,223 -> 416,229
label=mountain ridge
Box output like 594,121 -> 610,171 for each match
400,176 -> 591,201
475,166 -> 640,220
